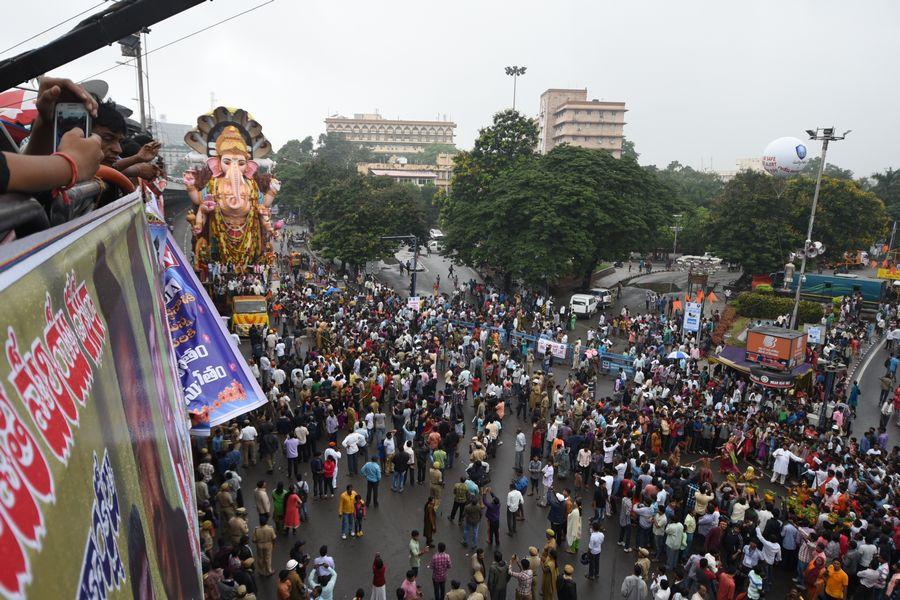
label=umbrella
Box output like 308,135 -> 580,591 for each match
667,350 -> 688,360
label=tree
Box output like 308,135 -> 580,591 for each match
784,176 -> 889,259
409,143 -> 457,165
314,133 -> 373,171
621,137 -> 640,162
275,137 -> 314,165
442,109 -> 539,285
646,161 -> 724,208
310,175 -> 425,270
800,157 -> 855,181
870,167 -> 900,221
443,111 -> 676,291
707,171 -> 799,275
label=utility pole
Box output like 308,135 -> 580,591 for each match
789,127 -> 849,330
118,33 -> 146,129
134,40 -> 146,129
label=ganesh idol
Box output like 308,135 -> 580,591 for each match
181,106 -> 281,274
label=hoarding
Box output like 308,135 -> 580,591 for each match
0,195 -> 202,599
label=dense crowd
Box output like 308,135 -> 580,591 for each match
195,248 -> 900,600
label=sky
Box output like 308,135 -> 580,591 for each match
2,0 -> 898,177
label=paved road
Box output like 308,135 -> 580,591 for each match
851,338 -> 899,447
376,248 -> 482,298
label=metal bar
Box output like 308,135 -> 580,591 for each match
0,0 -> 204,90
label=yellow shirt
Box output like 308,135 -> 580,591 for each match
338,491 -> 356,515
824,565 -> 848,598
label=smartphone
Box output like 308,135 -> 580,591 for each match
53,102 -> 91,151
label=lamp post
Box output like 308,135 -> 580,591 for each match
789,127 -> 850,330
504,65 -> 527,111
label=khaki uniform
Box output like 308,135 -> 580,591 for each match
252,524 -> 277,576
227,515 -> 249,546
429,467 -> 444,509
216,489 -> 236,522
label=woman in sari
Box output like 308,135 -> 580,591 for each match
803,556 -> 825,600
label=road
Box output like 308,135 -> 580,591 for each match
375,247 -> 482,298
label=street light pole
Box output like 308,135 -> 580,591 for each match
789,127 -> 849,330
504,66 -> 527,110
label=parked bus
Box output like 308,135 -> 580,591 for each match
771,272 -> 886,303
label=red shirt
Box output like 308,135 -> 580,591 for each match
372,563 -> 386,587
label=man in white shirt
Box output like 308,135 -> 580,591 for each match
240,421 -> 258,466
514,429 -> 527,472
538,463 -> 554,507
342,430 -> 365,476
587,521 -> 605,580
506,483 -> 524,535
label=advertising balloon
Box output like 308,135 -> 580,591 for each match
762,136 -> 809,177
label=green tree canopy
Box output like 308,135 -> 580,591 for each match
310,175 -> 426,269
645,161 -> 724,208
869,167 -> 900,221
784,176 -> 889,258
707,170 -> 798,275
800,157 -> 854,180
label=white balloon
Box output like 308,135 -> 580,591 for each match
762,136 -> 810,177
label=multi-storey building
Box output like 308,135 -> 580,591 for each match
324,113 -> 456,155
537,89 -> 627,157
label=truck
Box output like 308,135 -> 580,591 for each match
230,295 -> 270,336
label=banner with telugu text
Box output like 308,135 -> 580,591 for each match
148,224 -> 268,436
0,194 -> 202,599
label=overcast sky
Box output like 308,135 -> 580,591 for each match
3,0 -> 898,176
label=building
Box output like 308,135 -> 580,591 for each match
717,157 -> 765,182
357,153 -> 454,190
536,89 -> 627,157
324,113 -> 456,155
153,116 -> 193,171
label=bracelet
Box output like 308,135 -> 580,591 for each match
52,152 -> 78,189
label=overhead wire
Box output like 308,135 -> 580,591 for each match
0,0 -> 276,113
77,0 -> 276,82
0,0 -> 109,56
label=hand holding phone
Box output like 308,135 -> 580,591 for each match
53,103 -> 91,152
56,128 -> 103,183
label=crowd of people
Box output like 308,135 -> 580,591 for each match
192,240 -> 900,600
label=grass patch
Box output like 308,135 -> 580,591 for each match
724,316 -> 749,346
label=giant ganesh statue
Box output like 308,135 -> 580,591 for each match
181,107 -> 280,274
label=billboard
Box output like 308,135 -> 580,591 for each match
745,327 -> 807,371
683,302 -> 702,332
0,194 -> 202,599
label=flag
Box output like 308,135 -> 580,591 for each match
695,290 -> 705,303
0,88 -> 38,143
707,291 -> 719,303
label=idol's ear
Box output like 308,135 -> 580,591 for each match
243,160 -> 259,179
206,156 -> 223,177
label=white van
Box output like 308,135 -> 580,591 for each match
569,293 -> 599,318
588,287 -> 613,307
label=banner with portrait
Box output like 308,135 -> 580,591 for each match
0,194 -> 202,599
